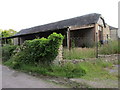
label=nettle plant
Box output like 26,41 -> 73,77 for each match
9,32 -> 64,67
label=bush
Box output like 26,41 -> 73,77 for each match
2,44 -> 18,62
6,33 -> 64,68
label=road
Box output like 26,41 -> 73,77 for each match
1,65 -> 65,88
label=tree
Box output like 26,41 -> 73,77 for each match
1,29 -> 17,37
0,29 -> 17,44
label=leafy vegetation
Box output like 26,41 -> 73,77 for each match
4,33 -> 64,68
4,61 -> 86,78
63,48 -> 95,60
2,44 -> 18,62
2,32 -> 118,80
0,29 -> 17,44
4,58 -> 118,79
3,32 -> 87,78
0,29 -> 17,37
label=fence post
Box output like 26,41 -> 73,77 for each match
67,28 -> 70,50
96,32 -> 98,58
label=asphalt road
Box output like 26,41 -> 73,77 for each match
1,65 -> 65,88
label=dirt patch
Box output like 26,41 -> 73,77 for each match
27,72 -> 90,88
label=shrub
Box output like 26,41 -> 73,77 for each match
6,33 -> 64,68
2,44 -> 18,62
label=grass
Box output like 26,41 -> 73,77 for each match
99,40 -> 120,55
4,58 -> 118,80
80,59 -> 118,80
3,40 -> 119,82
63,47 -> 96,60
4,60 -> 86,78
63,40 -> 119,60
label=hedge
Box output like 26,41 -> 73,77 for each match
5,33 -> 64,68
2,44 -> 18,62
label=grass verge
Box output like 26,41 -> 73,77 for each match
4,61 -> 86,78
4,58 -> 118,80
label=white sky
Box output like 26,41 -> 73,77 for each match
0,0 -> 119,32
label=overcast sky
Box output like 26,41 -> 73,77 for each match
0,0 -> 119,32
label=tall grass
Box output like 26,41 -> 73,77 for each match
99,40 -> 120,55
63,48 -> 95,60
63,40 -> 119,60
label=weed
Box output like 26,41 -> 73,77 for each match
99,40 -> 120,55
63,47 -> 95,60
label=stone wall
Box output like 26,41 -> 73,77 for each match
53,45 -> 63,65
110,29 -> 118,40
60,54 -> 118,64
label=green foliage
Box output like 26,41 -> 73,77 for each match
19,64 -> 49,75
99,40 -> 120,55
4,58 -> 116,79
5,62 -> 86,78
63,48 -> 95,60
71,39 -> 75,48
0,29 -> 17,44
50,63 -> 86,78
6,33 -> 64,68
2,44 -> 18,62
79,59 -> 117,80
63,40 -> 119,60
0,29 -> 17,37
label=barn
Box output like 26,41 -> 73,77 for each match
2,13 -> 111,48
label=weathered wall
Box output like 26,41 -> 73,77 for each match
60,54 -> 118,64
110,29 -> 118,40
97,17 -> 104,26
13,37 -> 25,45
103,24 -> 110,41
13,38 -> 19,45
53,45 -> 63,65
96,17 -> 110,43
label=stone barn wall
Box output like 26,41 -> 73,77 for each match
70,28 -> 95,47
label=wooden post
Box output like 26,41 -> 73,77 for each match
5,38 -> 7,44
96,32 -> 98,58
18,37 -> 20,45
67,28 -> 70,50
